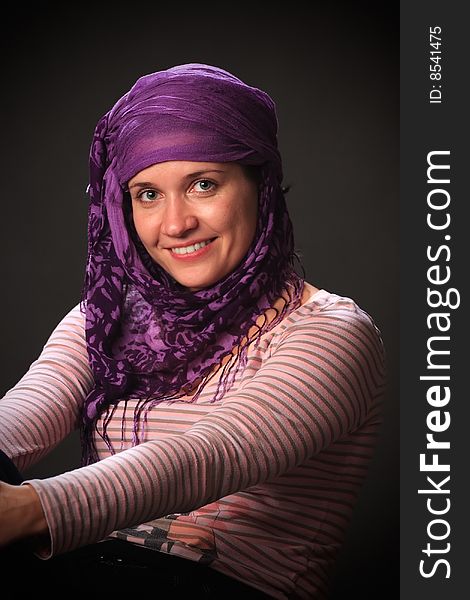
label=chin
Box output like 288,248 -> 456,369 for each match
184,281 -> 214,292
176,276 -> 221,292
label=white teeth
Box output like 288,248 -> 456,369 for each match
171,239 -> 213,255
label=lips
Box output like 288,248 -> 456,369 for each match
168,237 -> 216,259
170,238 -> 216,255
169,237 -> 216,250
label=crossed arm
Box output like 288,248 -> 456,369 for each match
0,299 -> 385,555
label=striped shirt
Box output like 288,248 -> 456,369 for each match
0,288 -> 385,598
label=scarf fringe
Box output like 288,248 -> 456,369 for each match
81,270 -> 304,466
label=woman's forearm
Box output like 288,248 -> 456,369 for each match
0,481 -> 48,548
0,304 -> 93,473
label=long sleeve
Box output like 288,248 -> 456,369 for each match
0,305 -> 94,472
25,298 -> 385,558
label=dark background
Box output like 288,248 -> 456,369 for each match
1,2 -> 399,597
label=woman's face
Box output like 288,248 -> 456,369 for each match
128,161 -> 258,291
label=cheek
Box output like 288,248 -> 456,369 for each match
224,188 -> 258,235
237,196 -> 258,239
132,211 -> 154,243
130,224 -> 155,257
132,219 -> 145,244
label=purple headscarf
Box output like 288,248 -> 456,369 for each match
80,63 -> 304,465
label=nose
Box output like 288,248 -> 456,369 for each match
160,194 -> 198,238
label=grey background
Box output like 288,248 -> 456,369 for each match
1,2 -> 398,597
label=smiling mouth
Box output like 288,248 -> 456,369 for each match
170,238 -> 216,255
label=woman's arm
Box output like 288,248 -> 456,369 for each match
25,299 -> 385,558
0,481 -> 47,547
0,304 -> 94,473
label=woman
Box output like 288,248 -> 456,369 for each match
0,64 -> 385,598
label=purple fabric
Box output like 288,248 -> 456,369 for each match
80,63 -> 304,465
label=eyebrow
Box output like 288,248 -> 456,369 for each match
128,169 -> 227,190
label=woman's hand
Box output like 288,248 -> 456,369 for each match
0,481 -> 48,547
